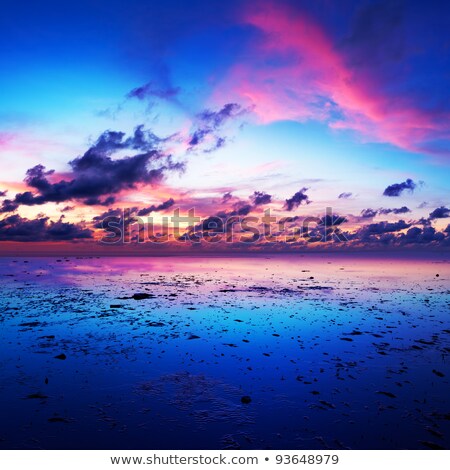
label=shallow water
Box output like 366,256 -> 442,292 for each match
0,255 -> 449,450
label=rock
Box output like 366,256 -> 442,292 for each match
132,293 -> 152,300
241,396 -> 252,404
48,417 -> 70,423
432,369 -> 445,377
54,353 -> 67,360
376,391 -> 396,398
18,321 -> 41,328
25,393 -> 48,399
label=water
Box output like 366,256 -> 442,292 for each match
0,254 -> 449,449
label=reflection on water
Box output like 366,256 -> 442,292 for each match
0,255 -> 449,449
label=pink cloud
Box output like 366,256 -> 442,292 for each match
213,2 -> 449,156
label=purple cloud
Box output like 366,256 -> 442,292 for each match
383,179 -> 416,197
284,188 -> 311,211
0,214 -> 92,242
0,126 -> 184,212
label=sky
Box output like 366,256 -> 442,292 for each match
0,0 -> 449,253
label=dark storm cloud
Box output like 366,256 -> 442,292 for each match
92,208 -> 130,229
0,199 -> 19,213
360,206 -> 411,218
0,126 -> 184,212
428,206 -> 450,220
90,125 -> 169,153
92,199 -> 175,230
284,188 -> 311,211
126,81 -> 181,101
361,220 -> 410,234
378,206 -> 411,215
360,208 -> 377,218
83,195 -> 116,206
228,201 -> 253,217
400,226 -> 446,245
347,220 -> 411,244
0,214 -> 92,242
319,214 -> 347,226
338,192 -> 352,199
250,191 -> 272,206
383,178 -> 416,197
185,201 -> 253,239
137,198 -> 175,216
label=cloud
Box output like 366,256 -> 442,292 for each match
222,192 -> 233,203
349,220 -> 411,243
126,81 -> 181,101
0,214 -> 92,242
0,126 -> 184,212
0,190 -> 7,197
0,199 -> 19,213
378,206 -> 411,215
284,188 -> 311,211
360,208 -> 377,218
92,199 -> 176,229
212,2 -> 450,157
197,103 -> 248,128
338,192 -> 352,199
400,226 -> 446,245
227,201 -> 253,217
383,178 -> 416,197
362,220 -> 410,234
360,206 -> 411,218
92,208 -> 130,229
319,214 -> 347,226
250,191 -> 272,206
182,200 -> 254,240
188,103 -> 249,153
137,198 -> 175,217
428,206 -> 450,220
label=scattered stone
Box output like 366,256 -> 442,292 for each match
432,369 -> 445,378
132,293 -> 153,300
376,391 -> 397,398
25,393 -> 48,399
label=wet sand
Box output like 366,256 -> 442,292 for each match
0,255 -> 449,449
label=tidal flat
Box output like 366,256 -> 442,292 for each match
0,255 -> 449,450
